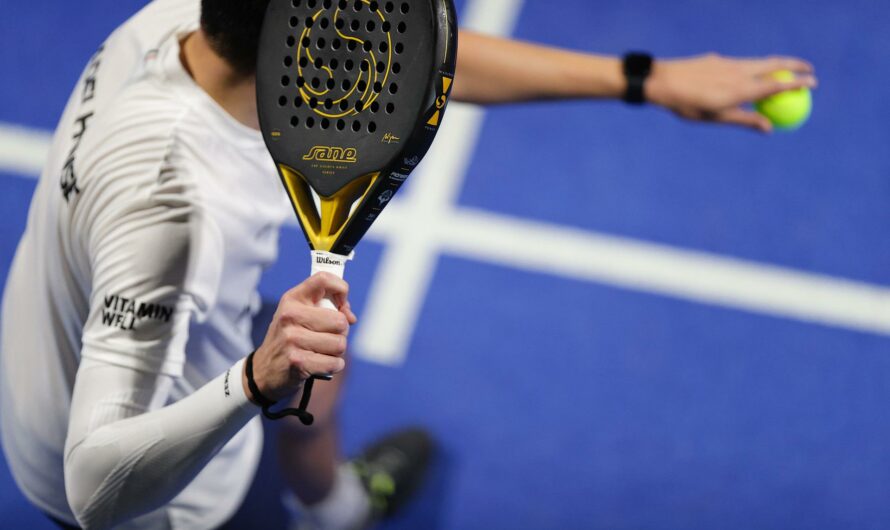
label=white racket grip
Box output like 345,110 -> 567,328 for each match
310,250 -> 354,311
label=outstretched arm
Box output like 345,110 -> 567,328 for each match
453,31 -> 817,132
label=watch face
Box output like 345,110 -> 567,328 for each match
624,52 -> 653,76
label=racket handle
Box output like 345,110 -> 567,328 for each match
310,250 -> 353,312
291,251 -> 354,423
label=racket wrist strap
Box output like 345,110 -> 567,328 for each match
245,351 -> 316,425
245,351 -> 277,408
622,52 -> 653,105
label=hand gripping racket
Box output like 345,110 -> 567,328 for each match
257,0 -> 457,424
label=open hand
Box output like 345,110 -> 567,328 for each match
646,53 -> 817,133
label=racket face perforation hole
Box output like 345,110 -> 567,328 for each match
290,116 -> 300,127
269,0 -> 431,141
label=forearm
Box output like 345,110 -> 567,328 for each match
452,31 -> 624,104
64,357 -> 256,529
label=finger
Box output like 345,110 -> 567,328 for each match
716,108 -> 773,133
342,301 -> 358,325
292,351 -> 346,379
748,75 -> 817,101
291,328 -> 348,357
745,56 -> 814,76
291,272 -> 350,305
289,304 -> 350,333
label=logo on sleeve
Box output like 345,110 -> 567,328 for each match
101,294 -> 174,330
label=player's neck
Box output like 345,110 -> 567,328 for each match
180,30 -> 260,130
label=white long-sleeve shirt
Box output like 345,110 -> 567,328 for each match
0,0 -> 292,527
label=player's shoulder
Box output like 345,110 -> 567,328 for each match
75,50 -> 205,193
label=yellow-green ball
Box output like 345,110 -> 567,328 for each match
754,70 -> 812,131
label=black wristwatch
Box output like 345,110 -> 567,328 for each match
622,52 -> 654,105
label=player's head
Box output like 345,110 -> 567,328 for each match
200,0 -> 270,76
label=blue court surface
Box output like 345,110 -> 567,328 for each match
2,1 -> 890,529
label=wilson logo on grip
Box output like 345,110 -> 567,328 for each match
302,146 -> 358,163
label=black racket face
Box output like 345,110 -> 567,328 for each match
258,0 -> 456,254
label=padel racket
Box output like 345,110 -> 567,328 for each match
257,0 -> 457,424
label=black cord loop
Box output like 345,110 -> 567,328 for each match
245,351 -> 330,426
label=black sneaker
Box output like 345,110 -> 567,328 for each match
350,427 -> 436,521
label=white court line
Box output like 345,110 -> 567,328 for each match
2,118 -> 889,362
2,8 -> 889,366
0,124 -> 52,177
354,0 -> 528,364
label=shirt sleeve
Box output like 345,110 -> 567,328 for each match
80,160 -> 223,377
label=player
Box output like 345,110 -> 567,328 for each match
0,0 -> 816,529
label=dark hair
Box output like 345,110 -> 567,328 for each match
200,0 -> 271,75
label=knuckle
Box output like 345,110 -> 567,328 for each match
334,358 -> 346,373
335,335 -> 348,355
335,313 -> 349,332
285,326 -> 304,346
